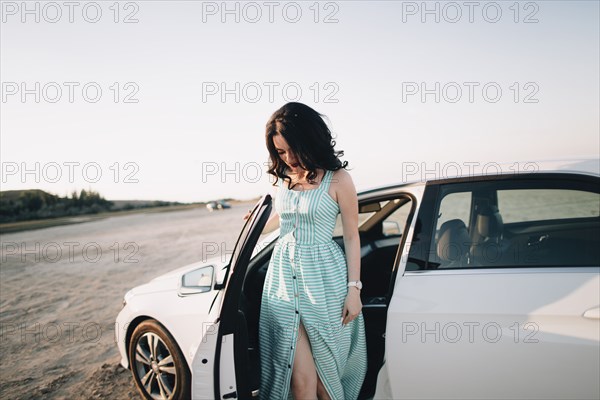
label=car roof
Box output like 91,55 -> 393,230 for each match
357,156 -> 599,195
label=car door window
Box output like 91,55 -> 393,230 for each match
498,189 -> 599,222
409,176 -> 600,270
434,191 -> 472,235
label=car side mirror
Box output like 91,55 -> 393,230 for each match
177,265 -> 215,296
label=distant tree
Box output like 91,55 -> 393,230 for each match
19,191 -> 43,212
0,189 -> 114,223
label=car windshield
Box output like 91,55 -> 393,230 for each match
323,199 -> 389,237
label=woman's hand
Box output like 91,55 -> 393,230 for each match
341,288 -> 362,326
243,208 -> 252,220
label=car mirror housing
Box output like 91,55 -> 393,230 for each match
177,265 -> 215,296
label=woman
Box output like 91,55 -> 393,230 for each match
250,102 -> 367,400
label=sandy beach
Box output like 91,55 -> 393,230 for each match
0,203 -> 253,399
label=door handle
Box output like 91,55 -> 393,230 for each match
582,307 -> 600,319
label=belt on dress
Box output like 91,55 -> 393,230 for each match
277,232 -> 335,264
278,231 -> 332,245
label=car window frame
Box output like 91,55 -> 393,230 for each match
407,172 -> 600,271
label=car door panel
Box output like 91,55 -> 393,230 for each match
382,176 -> 600,399
191,194 -> 272,400
388,268 -> 600,399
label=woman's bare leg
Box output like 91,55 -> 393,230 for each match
316,375 -> 332,400
291,320 -> 317,399
291,320 -> 332,400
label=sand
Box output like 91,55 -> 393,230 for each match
0,203 -> 253,399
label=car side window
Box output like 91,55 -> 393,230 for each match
434,191 -> 472,234
498,189 -> 599,222
410,176 -> 600,270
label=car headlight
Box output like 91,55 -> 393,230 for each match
122,289 -> 133,309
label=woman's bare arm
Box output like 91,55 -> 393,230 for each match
337,169 -> 361,283
262,208 -> 280,234
337,168 -> 363,325
243,198 -> 280,235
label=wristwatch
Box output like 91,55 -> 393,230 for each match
347,280 -> 363,290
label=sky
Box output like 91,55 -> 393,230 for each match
1,0 -> 599,203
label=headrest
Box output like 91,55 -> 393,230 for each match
437,219 -> 471,262
476,205 -> 504,238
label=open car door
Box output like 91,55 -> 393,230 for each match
213,194 -> 272,400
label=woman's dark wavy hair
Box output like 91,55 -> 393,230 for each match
265,102 -> 349,190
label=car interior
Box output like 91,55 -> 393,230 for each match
235,194 -> 415,399
429,185 -> 600,269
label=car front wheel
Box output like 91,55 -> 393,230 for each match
129,320 -> 191,400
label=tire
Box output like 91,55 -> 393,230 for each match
128,320 -> 191,400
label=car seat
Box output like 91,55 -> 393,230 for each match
470,205 -> 506,266
436,219 -> 471,268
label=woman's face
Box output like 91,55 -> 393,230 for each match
273,134 -> 303,172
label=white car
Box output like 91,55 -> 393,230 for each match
115,158 -> 600,400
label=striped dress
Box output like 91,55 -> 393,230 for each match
258,169 -> 367,400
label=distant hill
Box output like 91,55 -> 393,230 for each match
0,190 -> 257,232
0,188 -> 186,223
0,189 -> 58,202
